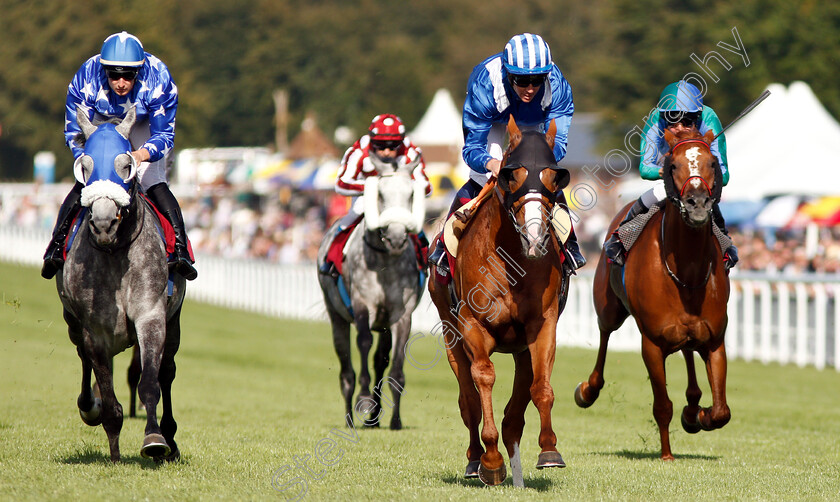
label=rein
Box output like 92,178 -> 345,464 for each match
659,206 -> 712,290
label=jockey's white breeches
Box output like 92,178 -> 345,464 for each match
640,180 -> 667,208
128,119 -> 172,191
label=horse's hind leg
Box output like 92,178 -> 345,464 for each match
501,351 -> 543,487
640,336 -> 674,461
577,264 -> 628,407
697,341 -> 731,431
128,345 -> 141,418
680,349 -> 703,434
327,307 -> 355,425
575,327 -> 614,407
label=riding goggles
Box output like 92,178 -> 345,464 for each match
509,73 -> 547,88
371,140 -> 403,151
663,111 -> 700,128
106,68 -> 139,81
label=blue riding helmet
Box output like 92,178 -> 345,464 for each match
100,31 -> 145,68
658,80 -> 703,113
503,33 -> 552,75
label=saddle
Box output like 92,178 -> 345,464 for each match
326,217 -> 429,276
64,196 -> 190,296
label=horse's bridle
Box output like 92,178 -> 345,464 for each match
660,138 -> 717,288
495,166 -> 560,252
86,182 -> 141,253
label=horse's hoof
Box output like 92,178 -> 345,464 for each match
141,434 -> 171,459
154,446 -> 181,464
574,382 -> 594,408
78,397 -> 102,426
536,450 -> 566,469
681,407 -> 701,434
389,417 -> 402,430
477,462 -> 507,486
465,460 -> 480,478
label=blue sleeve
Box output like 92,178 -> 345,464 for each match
544,67 -> 574,162
461,67 -> 498,173
64,60 -> 97,159
139,55 -> 178,162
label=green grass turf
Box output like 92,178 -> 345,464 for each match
0,261 -> 839,501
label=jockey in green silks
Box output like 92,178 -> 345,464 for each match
603,80 -> 739,269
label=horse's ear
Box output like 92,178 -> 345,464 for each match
507,115 -> 522,151
663,128 -> 678,149
703,129 -> 715,145
545,119 -> 557,150
115,106 -> 137,139
76,106 -> 97,139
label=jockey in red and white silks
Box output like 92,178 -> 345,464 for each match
334,114 -> 431,230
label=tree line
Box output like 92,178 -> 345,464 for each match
1,0 -> 838,180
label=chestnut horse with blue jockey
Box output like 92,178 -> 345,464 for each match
429,117 -> 571,486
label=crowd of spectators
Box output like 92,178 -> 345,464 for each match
2,181 -> 839,275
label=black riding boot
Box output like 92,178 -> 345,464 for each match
428,238 -> 449,275
146,183 -> 198,281
41,182 -> 84,279
555,191 -> 586,269
604,197 -> 648,266
712,203 -> 739,270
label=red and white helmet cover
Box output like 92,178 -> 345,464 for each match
368,114 -> 406,141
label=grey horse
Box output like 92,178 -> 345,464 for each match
317,156 -> 427,429
55,106 -> 186,462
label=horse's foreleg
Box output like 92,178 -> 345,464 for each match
366,326 -> 393,428
127,345 -> 141,418
445,338 -> 483,478
385,316 -> 411,430
575,326 -> 612,408
353,310 -> 377,427
75,344 -> 102,426
86,340 -> 123,462
681,349 -> 703,434
472,353 -> 506,485
136,318 -> 170,460
640,335 -> 674,461
157,312 -> 182,462
698,341 -> 730,431
327,308 -> 355,423
529,328 -> 564,470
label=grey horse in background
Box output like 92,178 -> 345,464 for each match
55,106 -> 186,462
317,156 -> 427,429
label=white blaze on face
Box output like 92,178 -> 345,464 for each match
522,194 -> 546,256
685,146 -> 702,189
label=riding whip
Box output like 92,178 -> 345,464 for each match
713,89 -> 771,141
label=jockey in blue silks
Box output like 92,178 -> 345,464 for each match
42,31 -> 197,281
429,32 -> 583,274
603,80 -> 738,269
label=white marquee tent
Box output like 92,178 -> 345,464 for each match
724,81 -> 840,201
